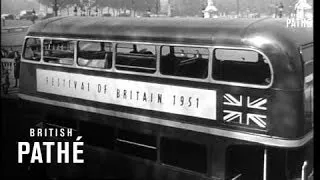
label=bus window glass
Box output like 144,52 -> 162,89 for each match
77,41 -> 112,69
160,46 -> 209,79
301,45 -> 313,62
215,49 -> 258,62
43,39 -> 74,65
115,43 -> 156,73
212,49 -> 271,85
23,38 -> 41,61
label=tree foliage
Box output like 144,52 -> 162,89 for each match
89,0 -> 159,12
37,0 -> 88,10
36,0 -> 311,16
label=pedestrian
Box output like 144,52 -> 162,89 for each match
31,8 -> 36,24
278,2 -> 284,18
81,7 -> 85,16
2,69 -> 10,94
1,48 -> 8,58
7,48 -> 15,58
274,3 -> 279,18
2,17 -> 5,27
74,6 -> 78,16
13,51 -> 21,87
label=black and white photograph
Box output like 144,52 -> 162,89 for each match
1,0 -> 313,179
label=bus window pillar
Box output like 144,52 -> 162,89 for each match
263,148 -> 267,180
301,161 -> 308,180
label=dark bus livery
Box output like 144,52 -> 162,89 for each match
19,16 -> 313,180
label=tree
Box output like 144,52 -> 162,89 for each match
37,0 -> 87,16
91,0 -> 159,16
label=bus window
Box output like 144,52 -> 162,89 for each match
77,41 -> 112,69
160,46 -> 209,79
23,38 -> 41,61
115,43 -> 156,73
43,39 -> 74,65
212,49 -> 271,85
301,44 -> 313,63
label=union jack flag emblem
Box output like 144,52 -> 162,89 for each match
223,110 -> 242,124
223,93 -> 242,106
247,97 -> 267,110
246,113 -> 267,128
223,93 -> 268,129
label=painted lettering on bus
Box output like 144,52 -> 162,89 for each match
37,69 -> 217,120
116,89 -> 162,104
173,95 -> 199,108
46,76 -> 90,92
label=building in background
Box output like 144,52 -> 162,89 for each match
38,1 -> 48,16
202,0 -> 218,18
167,0 -> 205,17
294,0 -> 312,20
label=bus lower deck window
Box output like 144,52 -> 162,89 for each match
115,43 -> 156,73
212,48 -> 272,85
43,39 -> 75,65
23,38 -> 41,61
77,41 -> 112,69
160,46 -> 209,79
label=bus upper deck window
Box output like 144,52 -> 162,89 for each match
43,39 -> 74,65
115,43 -> 156,73
212,48 -> 271,85
160,46 -> 209,79
77,41 -> 112,69
23,38 -> 41,61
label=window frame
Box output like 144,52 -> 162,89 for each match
210,46 -> 274,89
301,44 -> 313,126
21,36 -> 273,89
159,45 -> 210,79
114,42 -> 158,74
42,38 -> 76,66
76,40 -> 113,69
22,37 -> 42,62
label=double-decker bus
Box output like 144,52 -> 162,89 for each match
19,16 -> 313,180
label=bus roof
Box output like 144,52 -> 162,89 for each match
25,17 -> 313,90
27,16 -> 312,47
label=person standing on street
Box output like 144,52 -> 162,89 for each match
275,3 -> 279,18
1,17 -> 5,27
13,51 -> 21,88
278,3 -> 284,18
74,6 -> 78,16
31,8 -> 36,24
2,69 -> 10,94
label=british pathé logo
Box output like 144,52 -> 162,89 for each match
286,18 -> 313,28
18,128 -> 84,163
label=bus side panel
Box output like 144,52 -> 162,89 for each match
19,62 -> 38,96
19,62 -> 308,140
269,90 -> 305,138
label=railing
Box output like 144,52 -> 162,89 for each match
1,45 -> 22,97
1,45 -> 23,54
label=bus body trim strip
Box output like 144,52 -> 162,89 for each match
18,93 -> 313,148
